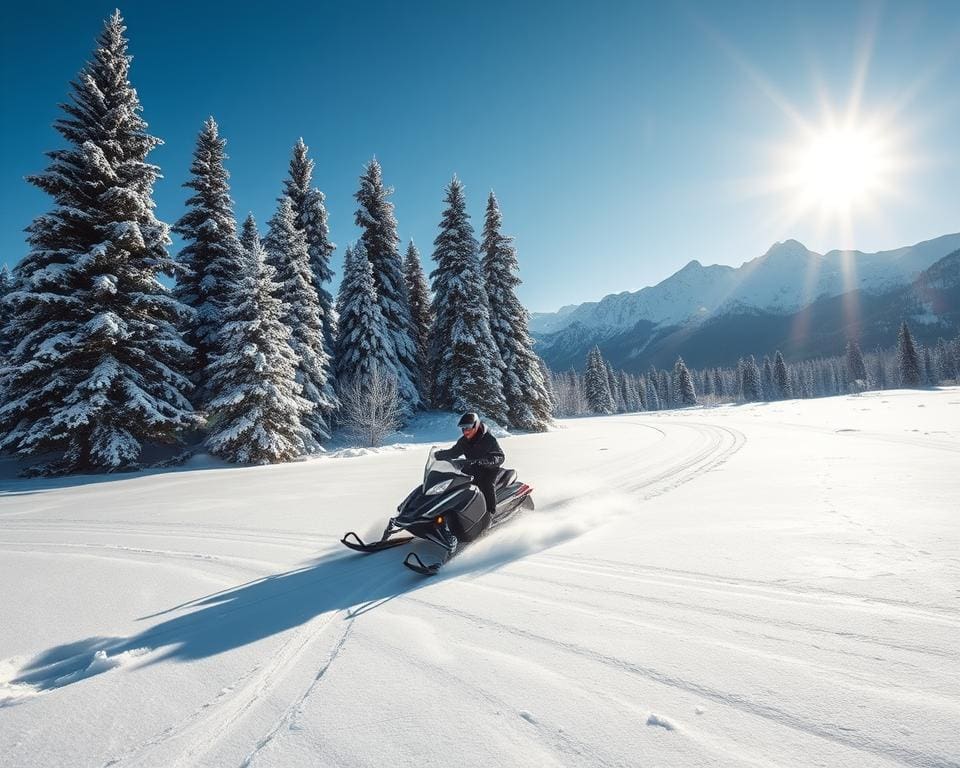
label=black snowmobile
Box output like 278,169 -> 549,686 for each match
341,447 -> 535,575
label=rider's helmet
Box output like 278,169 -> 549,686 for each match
458,412 -> 481,439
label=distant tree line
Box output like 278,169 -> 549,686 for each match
0,12 -> 551,475
549,323 -> 959,416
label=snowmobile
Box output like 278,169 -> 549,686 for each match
341,447 -> 535,575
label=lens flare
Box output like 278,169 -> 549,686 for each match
786,123 -> 895,214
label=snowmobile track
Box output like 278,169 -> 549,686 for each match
405,596 -> 955,768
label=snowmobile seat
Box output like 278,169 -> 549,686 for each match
494,468 -> 517,490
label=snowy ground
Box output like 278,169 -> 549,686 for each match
1,389 -> 958,768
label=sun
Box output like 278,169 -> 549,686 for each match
793,127 -> 885,208
783,120 -> 898,216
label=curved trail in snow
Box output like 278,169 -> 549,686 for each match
3,398 -> 959,768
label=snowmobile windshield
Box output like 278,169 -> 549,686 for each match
423,447 -> 466,493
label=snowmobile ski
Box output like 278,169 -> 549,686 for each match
341,531 -> 414,553
403,551 -> 445,576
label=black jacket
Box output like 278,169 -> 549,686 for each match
435,424 -> 504,469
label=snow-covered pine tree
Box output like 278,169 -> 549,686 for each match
538,358 -> 557,416
0,264 -> 13,358
762,355 -> 774,398
428,177 -> 508,423
873,347 -> 888,389
239,213 -> 259,263
172,117 -> 247,406
281,139 -> 337,360
354,159 -> 421,413
620,371 -> 640,412
265,196 -> 333,445
481,192 -> 552,431
773,350 -> 791,399
735,358 -> 746,401
845,339 -> 868,388
584,346 -> 614,414
334,242 -> 391,391
936,337 -> 957,383
923,346 -> 938,386
713,368 -> 725,399
0,12 -> 198,474
403,240 -> 433,402
700,369 -> 713,397
674,357 -> 697,406
657,369 -> 671,409
801,364 -> 814,398
549,371 -> 568,416
790,367 -> 803,398
333,243 -> 403,447
743,355 -> 763,402
646,376 -> 661,411
205,221 -> 312,463
606,362 -> 623,412
897,321 -> 922,388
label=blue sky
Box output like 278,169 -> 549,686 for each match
2,0 -> 958,312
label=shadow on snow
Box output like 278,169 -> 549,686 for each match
8,544 -> 442,697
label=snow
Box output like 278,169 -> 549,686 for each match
1,389 -> 959,767
530,232 -> 960,335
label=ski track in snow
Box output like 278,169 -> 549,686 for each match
2,393 -> 959,767
403,596 -> 954,768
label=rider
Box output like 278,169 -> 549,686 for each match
435,412 -> 504,524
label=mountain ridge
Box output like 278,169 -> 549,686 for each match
534,243 -> 960,373
530,232 -> 960,337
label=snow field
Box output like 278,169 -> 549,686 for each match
1,389 -> 958,767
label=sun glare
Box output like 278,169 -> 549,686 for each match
791,126 -> 889,210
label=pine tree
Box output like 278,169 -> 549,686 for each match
172,117 -> 247,406
239,214 -> 259,262
923,346 -> 938,386
428,177 -> 508,422
481,192 -> 552,430
735,358 -> 746,401
403,240 -> 433,403
0,12 -> 198,473
873,347 -> 888,389
701,369 -> 713,397
762,355 -> 774,399
621,371 -> 640,411
773,350 -> 791,399
897,322 -> 922,388
265,196 -> 332,445
538,358 -> 557,416
354,158 -> 421,413
713,368 -> 725,399
205,221 -> 312,463
845,339 -> 868,388
335,243 -> 392,391
674,357 -> 697,406
584,347 -> 614,413
281,139 -> 337,358
646,376 -> 661,411
0,264 -> 13,358
742,355 -> 763,402
657,369 -> 671,409
937,337 -> 957,383
606,362 -> 623,412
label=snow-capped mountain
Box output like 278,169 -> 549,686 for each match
530,233 -> 960,336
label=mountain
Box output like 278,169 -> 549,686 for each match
530,233 -> 960,337
535,241 -> 960,372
